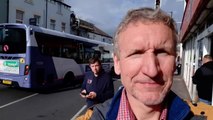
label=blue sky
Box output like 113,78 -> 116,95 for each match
64,0 -> 185,36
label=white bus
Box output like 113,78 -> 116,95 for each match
0,23 -> 113,90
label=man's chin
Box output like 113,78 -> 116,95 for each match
137,93 -> 165,106
141,98 -> 164,106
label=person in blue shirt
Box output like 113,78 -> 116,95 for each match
80,57 -> 114,108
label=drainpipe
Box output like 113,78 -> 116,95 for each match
7,0 -> 9,22
45,0 -> 48,28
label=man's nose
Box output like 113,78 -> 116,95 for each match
141,53 -> 159,78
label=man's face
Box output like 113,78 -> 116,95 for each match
114,22 -> 176,106
202,58 -> 207,64
90,61 -> 101,76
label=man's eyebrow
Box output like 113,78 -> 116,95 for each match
128,49 -> 144,54
156,43 -> 174,49
125,49 -> 144,57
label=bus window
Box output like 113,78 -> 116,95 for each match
0,28 -> 26,53
78,43 -> 84,63
94,50 -> 101,59
35,32 -> 62,57
84,48 -> 95,62
62,42 -> 79,59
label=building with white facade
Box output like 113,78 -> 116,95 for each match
0,0 -> 112,43
0,0 -> 73,33
180,0 -> 213,102
72,19 -> 112,44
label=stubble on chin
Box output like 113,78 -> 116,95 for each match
129,82 -> 172,106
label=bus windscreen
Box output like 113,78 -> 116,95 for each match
0,27 -> 26,53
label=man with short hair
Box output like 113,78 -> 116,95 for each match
193,54 -> 213,105
80,57 -> 114,108
76,57 -> 114,120
90,7 -> 194,120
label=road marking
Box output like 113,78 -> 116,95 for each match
0,93 -> 38,109
70,105 -> 87,120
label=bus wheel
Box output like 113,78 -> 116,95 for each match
64,72 -> 76,86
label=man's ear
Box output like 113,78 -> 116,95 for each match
113,54 -> 121,75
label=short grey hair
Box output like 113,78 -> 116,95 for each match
204,54 -> 213,60
113,7 -> 178,58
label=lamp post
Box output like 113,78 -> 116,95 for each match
170,11 -> 173,18
156,0 -> 160,9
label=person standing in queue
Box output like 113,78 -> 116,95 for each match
90,7 -> 194,120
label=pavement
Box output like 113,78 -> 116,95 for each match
173,75 -> 213,119
171,75 -> 191,101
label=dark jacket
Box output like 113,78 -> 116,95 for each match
81,70 -> 114,108
192,61 -> 213,101
91,87 -> 194,120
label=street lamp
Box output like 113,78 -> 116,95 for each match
156,0 -> 160,9
169,11 -> 173,18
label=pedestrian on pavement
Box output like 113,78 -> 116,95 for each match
192,54 -> 213,105
76,57 -> 114,120
176,56 -> 182,75
90,7 -> 194,120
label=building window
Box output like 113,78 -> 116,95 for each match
34,15 -> 40,26
93,34 -> 96,39
25,0 -> 33,4
50,19 -> 56,30
50,0 -> 56,4
61,22 -> 65,32
16,10 -> 24,23
57,3 -> 62,14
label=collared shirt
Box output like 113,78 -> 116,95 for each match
116,89 -> 167,120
